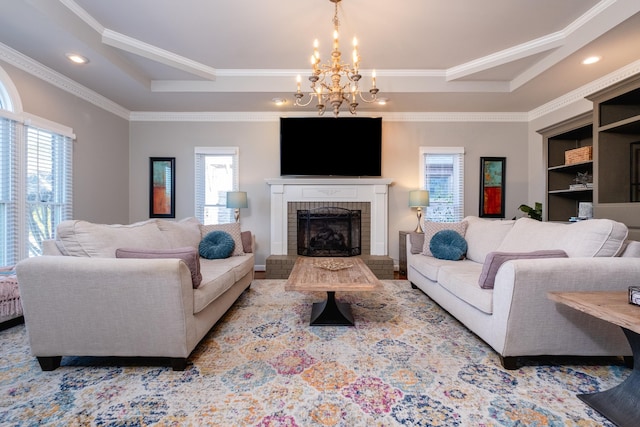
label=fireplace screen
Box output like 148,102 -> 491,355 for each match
297,207 -> 361,256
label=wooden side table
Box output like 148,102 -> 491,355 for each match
548,291 -> 640,427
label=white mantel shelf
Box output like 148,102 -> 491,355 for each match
266,178 -> 394,186
266,178 -> 393,256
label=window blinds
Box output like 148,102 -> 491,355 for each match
0,117 -> 17,265
420,147 -> 465,222
194,147 -> 239,225
24,125 -> 73,257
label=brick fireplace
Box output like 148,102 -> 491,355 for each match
265,178 -> 394,279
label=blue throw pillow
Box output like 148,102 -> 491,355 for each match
199,230 -> 235,259
429,229 -> 467,261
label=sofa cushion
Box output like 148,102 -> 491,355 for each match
156,217 -> 202,249
496,218 -> 628,257
115,247 -> 203,288
430,230 -> 467,260
55,219 -> 170,257
200,223 -> 245,256
620,240 -> 640,258
194,261 -> 238,313
422,220 -> 468,257
437,262 -> 493,314
199,231 -> 235,259
464,216 -> 515,263
408,252 -> 454,282
478,250 -> 568,289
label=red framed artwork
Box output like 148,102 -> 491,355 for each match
479,157 -> 506,218
149,157 -> 175,218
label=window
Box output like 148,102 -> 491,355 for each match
420,147 -> 465,222
0,73 -> 73,265
194,147 -> 239,225
25,126 -> 73,258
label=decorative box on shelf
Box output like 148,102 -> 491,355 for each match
565,146 -> 592,165
630,286 -> 640,306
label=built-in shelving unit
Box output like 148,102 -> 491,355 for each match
587,74 -> 640,240
539,113 -> 593,222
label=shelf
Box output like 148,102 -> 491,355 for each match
599,114 -> 640,134
548,188 -> 593,195
548,161 -> 593,172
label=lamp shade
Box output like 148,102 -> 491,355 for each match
226,191 -> 248,209
408,190 -> 429,208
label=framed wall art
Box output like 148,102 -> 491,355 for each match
479,157 -> 506,218
149,157 -> 175,218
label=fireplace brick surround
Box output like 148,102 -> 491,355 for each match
265,178 -> 394,279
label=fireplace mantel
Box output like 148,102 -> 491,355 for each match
266,178 -> 393,256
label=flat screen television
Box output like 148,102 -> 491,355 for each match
280,117 -> 382,177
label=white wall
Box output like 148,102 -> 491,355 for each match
130,118 -> 528,268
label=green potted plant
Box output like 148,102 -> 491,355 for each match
517,202 -> 542,221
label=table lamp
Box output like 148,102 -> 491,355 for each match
226,191 -> 248,222
409,190 -> 430,233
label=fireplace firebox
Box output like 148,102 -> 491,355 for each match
297,207 -> 361,257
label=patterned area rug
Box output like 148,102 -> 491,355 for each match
0,280 -> 628,426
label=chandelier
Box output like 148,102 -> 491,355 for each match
294,0 -> 380,117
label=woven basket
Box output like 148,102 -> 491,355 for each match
565,146 -> 592,165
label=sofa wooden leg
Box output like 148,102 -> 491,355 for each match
170,358 -> 188,371
411,282 -> 418,289
37,356 -> 62,371
500,356 -> 519,370
624,355 -> 634,369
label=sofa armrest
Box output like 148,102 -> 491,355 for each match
491,257 -> 640,356
16,256 -> 197,358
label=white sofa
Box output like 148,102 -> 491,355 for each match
16,217 -> 254,371
407,216 -> 640,369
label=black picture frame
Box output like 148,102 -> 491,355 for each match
149,157 -> 175,218
479,157 -> 506,218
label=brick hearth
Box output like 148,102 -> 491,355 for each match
265,178 -> 394,280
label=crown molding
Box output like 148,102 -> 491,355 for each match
528,59 -> 640,121
0,42 -> 130,120
102,29 -> 218,80
129,110 -> 528,123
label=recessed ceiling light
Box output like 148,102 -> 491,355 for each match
66,53 -> 89,64
377,97 -> 389,105
272,98 -> 287,106
582,56 -> 601,65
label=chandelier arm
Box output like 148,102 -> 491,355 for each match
294,93 -> 316,107
357,91 -> 379,104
